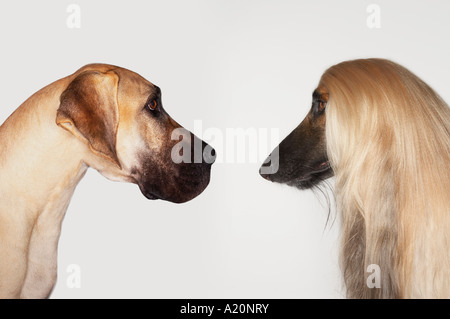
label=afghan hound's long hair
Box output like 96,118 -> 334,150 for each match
324,59 -> 450,298
261,58 -> 450,298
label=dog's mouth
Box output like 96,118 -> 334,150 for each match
136,179 -> 165,201
303,161 -> 331,179
261,158 -> 332,185
285,160 -> 332,189
137,167 -> 212,204
141,190 -> 161,200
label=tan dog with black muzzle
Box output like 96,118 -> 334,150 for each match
0,64 -> 215,298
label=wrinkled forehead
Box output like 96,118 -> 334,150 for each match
115,68 -> 158,107
112,68 -> 160,128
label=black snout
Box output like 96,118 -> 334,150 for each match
259,146 -> 279,181
191,134 -> 216,165
202,140 -> 217,165
259,169 -> 271,181
137,128 -> 215,204
259,117 -> 332,189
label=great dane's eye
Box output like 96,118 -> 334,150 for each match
147,99 -> 158,110
145,98 -> 160,116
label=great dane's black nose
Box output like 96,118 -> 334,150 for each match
190,134 -> 216,165
202,140 -> 216,165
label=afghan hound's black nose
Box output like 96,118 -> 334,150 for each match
259,147 -> 279,181
259,167 -> 272,181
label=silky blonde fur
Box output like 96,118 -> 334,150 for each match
320,59 -> 450,298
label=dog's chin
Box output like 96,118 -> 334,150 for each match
286,170 -> 333,189
138,174 -> 211,204
261,161 -> 333,190
286,163 -> 333,189
140,188 -> 161,200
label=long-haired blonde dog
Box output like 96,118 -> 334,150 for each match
261,58 -> 450,298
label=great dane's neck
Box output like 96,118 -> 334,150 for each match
0,79 -> 89,298
0,80 -> 87,214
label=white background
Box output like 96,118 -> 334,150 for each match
0,0 -> 449,298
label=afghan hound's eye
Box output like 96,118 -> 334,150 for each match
318,101 -> 327,113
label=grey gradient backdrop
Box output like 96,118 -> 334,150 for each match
0,0 -> 449,298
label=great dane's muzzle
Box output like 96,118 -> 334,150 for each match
136,125 -> 216,204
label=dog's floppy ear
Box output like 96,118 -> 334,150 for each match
56,70 -> 121,167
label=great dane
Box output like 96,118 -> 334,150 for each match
0,64 -> 215,298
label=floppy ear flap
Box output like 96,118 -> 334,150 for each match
56,70 -> 121,167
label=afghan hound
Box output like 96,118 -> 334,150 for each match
260,58 -> 450,298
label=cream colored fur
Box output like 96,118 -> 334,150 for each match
321,59 -> 450,298
0,64 -> 154,298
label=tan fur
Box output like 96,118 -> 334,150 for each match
321,59 -> 450,298
0,64 -> 167,298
